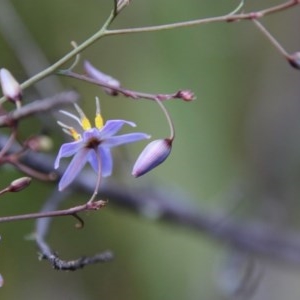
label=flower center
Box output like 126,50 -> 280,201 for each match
86,137 -> 101,149
57,98 -> 105,141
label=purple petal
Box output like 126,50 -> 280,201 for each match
54,141 -> 82,169
103,133 -> 150,147
88,150 -> 98,173
132,139 -> 172,177
88,147 -> 113,177
100,120 -> 136,139
84,60 -> 120,88
99,147 -> 113,177
58,148 -> 89,191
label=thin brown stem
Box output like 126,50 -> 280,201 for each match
0,187 -> 9,196
0,127 -> 17,157
0,91 -> 79,127
9,160 -> 55,181
154,97 -> 175,140
103,0 -> 300,37
58,71 -> 195,102
0,200 -> 106,223
252,19 -> 289,57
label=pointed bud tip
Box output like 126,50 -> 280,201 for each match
132,138 -> 172,177
176,90 -> 195,102
0,68 -> 22,102
288,52 -> 300,70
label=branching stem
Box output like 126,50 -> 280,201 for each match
0,1 -> 298,103
0,200 -> 106,223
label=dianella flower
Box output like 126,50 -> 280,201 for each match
54,98 -> 150,191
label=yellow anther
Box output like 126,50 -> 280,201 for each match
81,117 -> 91,130
70,128 -> 81,141
95,114 -> 104,129
94,97 -> 104,129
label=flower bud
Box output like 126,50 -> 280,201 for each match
0,68 -> 22,102
8,177 -> 32,192
132,138 -> 172,177
24,135 -> 53,152
84,60 -> 120,95
288,52 -> 300,70
175,90 -> 195,102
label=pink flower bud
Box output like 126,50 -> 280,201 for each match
0,68 -> 22,102
9,177 -> 31,192
84,61 -> 120,95
132,138 -> 172,177
24,135 -> 53,152
175,90 -> 195,102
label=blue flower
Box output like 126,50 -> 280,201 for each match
54,98 -> 150,191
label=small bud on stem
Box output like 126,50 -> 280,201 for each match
8,177 -> 32,192
175,90 -> 195,102
24,135 -> 53,152
287,52 -> 300,70
0,68 -> 22,105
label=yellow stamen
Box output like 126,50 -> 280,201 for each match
70,128 -> 81,140
81,117 -> 91,130
95,97 -> 104,129
57,121 -> 82,141
95,114 -> 104,129
74,103 -> 92,131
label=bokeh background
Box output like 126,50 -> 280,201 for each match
0,0 -> 300,299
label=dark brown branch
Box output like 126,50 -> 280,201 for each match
1,135 -> 299,267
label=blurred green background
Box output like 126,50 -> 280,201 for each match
0,0 -> 300,299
